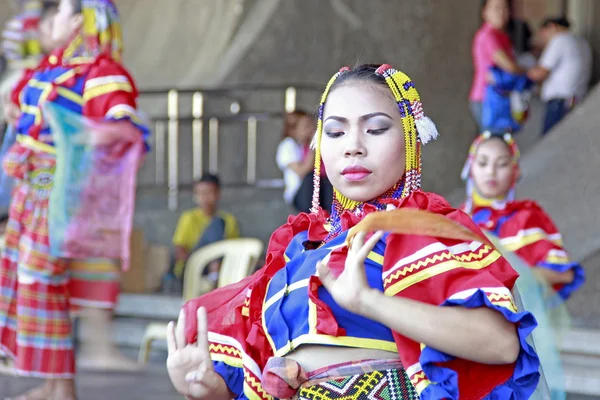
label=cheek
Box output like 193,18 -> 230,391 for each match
319,138 -> 337,171
498,167 -> 515,186
372,137 -> 405,179
471,165 -> 486,185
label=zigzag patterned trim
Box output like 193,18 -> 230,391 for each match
384,245 -> 494,286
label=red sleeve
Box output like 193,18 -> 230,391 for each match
82,57 -> 149,145
380,192 -> 538,399
497,202 -> 569,267
82,57 -> 141,121
495,201 -> 584,299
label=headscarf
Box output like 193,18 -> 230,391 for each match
461,131 -> 521,213
61,0 -> 122,61
2,0 -> 55,64
310,64 -> 439,240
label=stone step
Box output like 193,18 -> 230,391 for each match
561,328 -> 600,357
565,362 -> 600,396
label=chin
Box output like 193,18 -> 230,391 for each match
336,186 -> 381,204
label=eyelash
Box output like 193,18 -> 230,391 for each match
367,128 -> 389,135
324,127 -> 389,138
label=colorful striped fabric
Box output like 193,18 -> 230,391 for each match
0,151 -> 75,377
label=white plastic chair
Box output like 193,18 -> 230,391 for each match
137,238 -> 263,364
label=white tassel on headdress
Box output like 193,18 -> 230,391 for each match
309,130 -> 318,150
411,101 -> 439,145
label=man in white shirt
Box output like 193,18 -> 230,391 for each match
528,17 -> 592,135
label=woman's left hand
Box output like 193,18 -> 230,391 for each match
317,230 -> 383,315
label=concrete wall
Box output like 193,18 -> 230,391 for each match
121,0 -> 484,197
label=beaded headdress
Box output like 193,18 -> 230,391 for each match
62,0 -> 122,61
461,131 -> 521,213
310,64 -> 439,214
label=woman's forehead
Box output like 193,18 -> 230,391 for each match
323,82 -> 397,119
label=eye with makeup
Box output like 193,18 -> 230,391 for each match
366,127 -> 390,135
496,157 -> 511,168
324,130 -> 345,138
323,122 -> 345,138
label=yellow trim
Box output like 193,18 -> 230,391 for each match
109,109 -> 142,124
243,372 -> 272,400
307,275 -> 318,335
56,87 -> 84,105
546,255 -> 570,265
384,245 -> 494,287
210,353 -> 243,368
414,378 -> 432,394
261,279 -> 277,353
274,333 -> 398,357
21,105 -> 40,117
385,250 -> 502,296
16,135 -> 56,155
502,232 -> 547,252
68,56 -> 94,65
83,82 -> 133,102
283,254 -> 290,263
55,68 -> 78,84
36,83 -> 53,125
367,251 -> 384,265
27,80 -> 50,90
242,385 -> 266,400
490,300 -> 518,313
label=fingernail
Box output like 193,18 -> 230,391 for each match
185,371 -> 197,382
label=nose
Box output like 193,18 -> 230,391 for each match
343,129 -> 366,157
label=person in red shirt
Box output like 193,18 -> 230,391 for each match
469,0 -> 524,130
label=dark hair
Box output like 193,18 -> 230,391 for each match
541,17 -> 570,29
507,18 -> 533,53
195,173 -> 221,189
480,0 -> 510,14
0,214 -> 8,224
283,110 -> 311,138
329,64 -> 388,93
70,0 -> 83,13
42,1 -> 59,16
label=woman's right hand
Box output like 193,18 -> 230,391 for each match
3,99 -> 20,126
166,307 -> 229,400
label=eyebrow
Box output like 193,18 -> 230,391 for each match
324,112 -> 393,123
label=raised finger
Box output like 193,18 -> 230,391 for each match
350,231 -> 367,253
317,260 -> 336,291
356,230 -> 384,261
166,321 -> 177,354
175,310 -> 187,349
196,307 -> 211,357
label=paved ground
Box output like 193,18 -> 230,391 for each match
0,350 -> 182,400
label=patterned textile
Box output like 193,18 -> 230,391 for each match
68,259 -> 120,310
0,151 -> 75,377
297,367 -> 417,400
